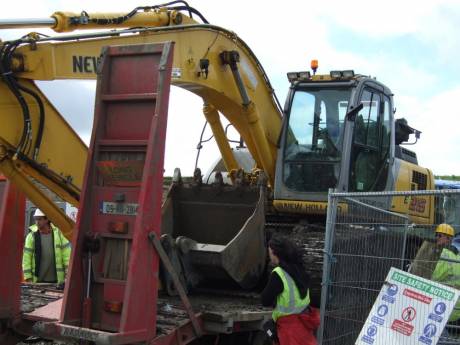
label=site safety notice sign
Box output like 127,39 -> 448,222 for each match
356,267 -> 460,345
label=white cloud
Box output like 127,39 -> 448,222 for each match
401,87 -> 460,175
163,87 -> 223,176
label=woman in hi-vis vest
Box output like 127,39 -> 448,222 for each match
261,235 -> 320,345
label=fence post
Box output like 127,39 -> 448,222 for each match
401,219 -> 410,270
318,189 -> 338,344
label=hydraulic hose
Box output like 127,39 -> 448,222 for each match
0,40 -> 32,154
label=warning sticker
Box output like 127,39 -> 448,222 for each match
401,306 -> 416,322
391,319 -> 414,336
403,288 -> 432,304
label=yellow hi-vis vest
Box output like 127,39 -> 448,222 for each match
272,266 -> 310,322
22,224 -> 71,284
432,247 -> 460,321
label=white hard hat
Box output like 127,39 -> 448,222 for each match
33,208 -> 46,217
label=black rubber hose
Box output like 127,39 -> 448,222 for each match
194,121 -> 214,170
16,83 -> 45,157
151,1 -> 194,18
82,2 -> 208,26
0,41 -> 32,154
166,5 -> 209,24
85,3 -> 183,25
5,43 -> 32,154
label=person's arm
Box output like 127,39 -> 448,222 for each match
22,233 -> 34,282
59,231 -> 71,276
432,251 -> 452,283
261,271 -> 284,307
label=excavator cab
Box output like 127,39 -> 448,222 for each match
279,84 -> 349,193
274,71 -> 433,221
277,72 -> 393,196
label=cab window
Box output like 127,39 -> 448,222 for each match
354,90 -> 380,148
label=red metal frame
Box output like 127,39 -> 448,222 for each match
0,175 -> 26,344
0,175 -> 26,320
151,317 -> 204,345
36,43 -> 176,344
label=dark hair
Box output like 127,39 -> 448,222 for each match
269,234 -> 310,298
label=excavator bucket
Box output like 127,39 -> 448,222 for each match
161,170 -> 267,291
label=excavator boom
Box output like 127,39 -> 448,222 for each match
0,8 -> 283,237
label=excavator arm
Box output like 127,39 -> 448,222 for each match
0,6 -> 283,238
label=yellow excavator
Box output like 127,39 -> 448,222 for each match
0,3 -> 434,292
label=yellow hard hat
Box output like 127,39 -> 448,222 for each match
435,223 -> 455,237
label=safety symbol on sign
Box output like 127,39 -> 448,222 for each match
401,306 -> 416,322
434,302 -> 447,315
377,304 -> 388,317
423,323 -> 437,338
367,325 -> 377,337
386,284 -> 398,296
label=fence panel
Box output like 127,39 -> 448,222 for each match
319,189 -> 460,345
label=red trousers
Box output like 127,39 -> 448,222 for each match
276,308 -> 320,345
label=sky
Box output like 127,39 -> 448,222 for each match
1,0 -> 460,176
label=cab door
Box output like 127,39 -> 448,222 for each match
349,86 -> 392,192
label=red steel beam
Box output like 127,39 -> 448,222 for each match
0,176 -> 26,319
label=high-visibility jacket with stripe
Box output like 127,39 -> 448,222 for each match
22,224 -> 71,284
432,246 -> 460,321
272,266 -> 310,322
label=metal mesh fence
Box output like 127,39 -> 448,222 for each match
318,189 -> 460,345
